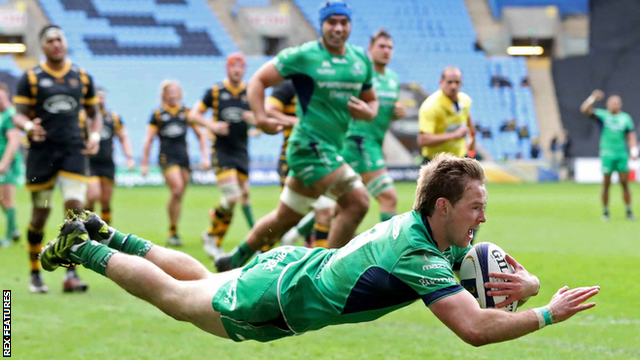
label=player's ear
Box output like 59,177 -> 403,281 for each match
435,198 -> 448,214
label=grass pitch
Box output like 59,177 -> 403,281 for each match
1,182 -> 639,359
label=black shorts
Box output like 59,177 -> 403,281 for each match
26,143 -> 88,192
277,149 -> 288,189
159,151 -> 190,174
89,158 -> 115,181
212,147 -> 249,179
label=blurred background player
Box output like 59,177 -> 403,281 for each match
141,80 -> 210,246
0,83 -> 23,247
189,53 -> 256,259
267,79 -> 335,248
341,29 -> 406,225
216,1 -> 380,271
580,89 -> 638,220
12,25 -> 103,293
86,87 -> 135,225
417,66 -> 475,163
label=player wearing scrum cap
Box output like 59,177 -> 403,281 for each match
39,154 -> 598,345
12,25 -> 103,293
215,0 -> 380,271
189,53 -> 258,260
141,80 -> 210,247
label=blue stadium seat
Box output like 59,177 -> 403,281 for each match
487,0 -> 588,19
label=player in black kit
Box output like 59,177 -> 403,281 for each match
12,25 -> 103,293
141,80 -> 210,246
86,87 -> 135,224
189,53 -> 257,260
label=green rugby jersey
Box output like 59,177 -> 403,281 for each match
0,107 -> 17,156
278,210 -> 469,334
346,68 -> 399,143
593,109 -> 635,157
272,41 -> 374,148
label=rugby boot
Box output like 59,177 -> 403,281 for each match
39,220 -> 89,272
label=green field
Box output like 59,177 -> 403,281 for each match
1,182 -> 639,359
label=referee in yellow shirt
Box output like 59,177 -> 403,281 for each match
417,66 -> 475,162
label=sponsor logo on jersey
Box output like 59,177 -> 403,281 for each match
220,92 -> 231,101
221,107 -> 244,123
100,126 -> 113,140
419,276 -> 456,286
42,95 -> 78,114
68,78 -> 79,88
161,113 -> 171,121
332,57 -> 348,64
318,81 -> 362,90
160,122 -> 186,138
39,78 -> 54,88
322,60 -> 331,68
388,78 -> 397,88
262,246 -> 295,271
317,68 -> 336,75
350,61 -> 365,76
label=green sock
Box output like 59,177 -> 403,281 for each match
297,213 -> 316,236
3,208 -> 16,238
70,240 -> 116,276
603,206 -> 609,215
380,212 -> 395,222
229,241 -> 255,268
102,230 -> 153,257
626,205 -> 633,214
242,205 -> 255,228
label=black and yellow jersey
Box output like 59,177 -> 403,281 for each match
267,79 -> 297,156
148,104 -> 192,157
197,79 -> 250,154
94,109 -> 124,163
14,61 -> 97,148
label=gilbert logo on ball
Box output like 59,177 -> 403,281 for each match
459,242 -> 518,312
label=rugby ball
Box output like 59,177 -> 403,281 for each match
459,242 -> 518,312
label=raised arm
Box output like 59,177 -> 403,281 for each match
429,285 -> 599,347
580,89 -> 604,116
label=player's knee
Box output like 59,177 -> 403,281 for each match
280,186 -> 316,216
343,189 -> 369,219
326,166 -> 364,200
32,189 -> 54,209
219,182 -> 242,208
378,189 -> 398,208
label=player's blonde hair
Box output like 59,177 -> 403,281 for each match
413,153 -> 485,216
159,79 -> 184,104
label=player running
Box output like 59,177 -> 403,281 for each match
267,80 -> 335,248
580,90 -> 638,221
141,80 -> 210,246
215,1 -> 380,271
39,153 -> 598,345
0,83 -> 23,247
12,25 -> 103,293
341,29 -> 406,223
189,53 -> 256,259
86,87 -> 135,225
417,66 -> 475,163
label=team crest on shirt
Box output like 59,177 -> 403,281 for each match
388,78 -> 397,88
39,78 -> 54,88
68,78 -> 79,88
241,95 -> 248,102
43,95 -> 77,114
350,61 -> 365,76
220,92 -> 231,101
160,123 -> 186,138
100,126 -> 113,140
221,107 -> 244,123
161,113 -> 171,121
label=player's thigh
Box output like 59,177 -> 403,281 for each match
164,168 -> 185,193
180,168 -> 191,187
0,184 -> 15,208
87,178 -> 101,201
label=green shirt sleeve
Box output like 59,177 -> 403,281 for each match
361,55 -> 374,91
593,108 -> 607,122
391,250 -> 464,306
273,46 -> 307,79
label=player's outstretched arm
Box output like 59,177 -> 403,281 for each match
580,89 -> 604,116
116,127 -> 135,170
627,131 -> 638,160
429,285 -> 599,347
140,126 -> 158,176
